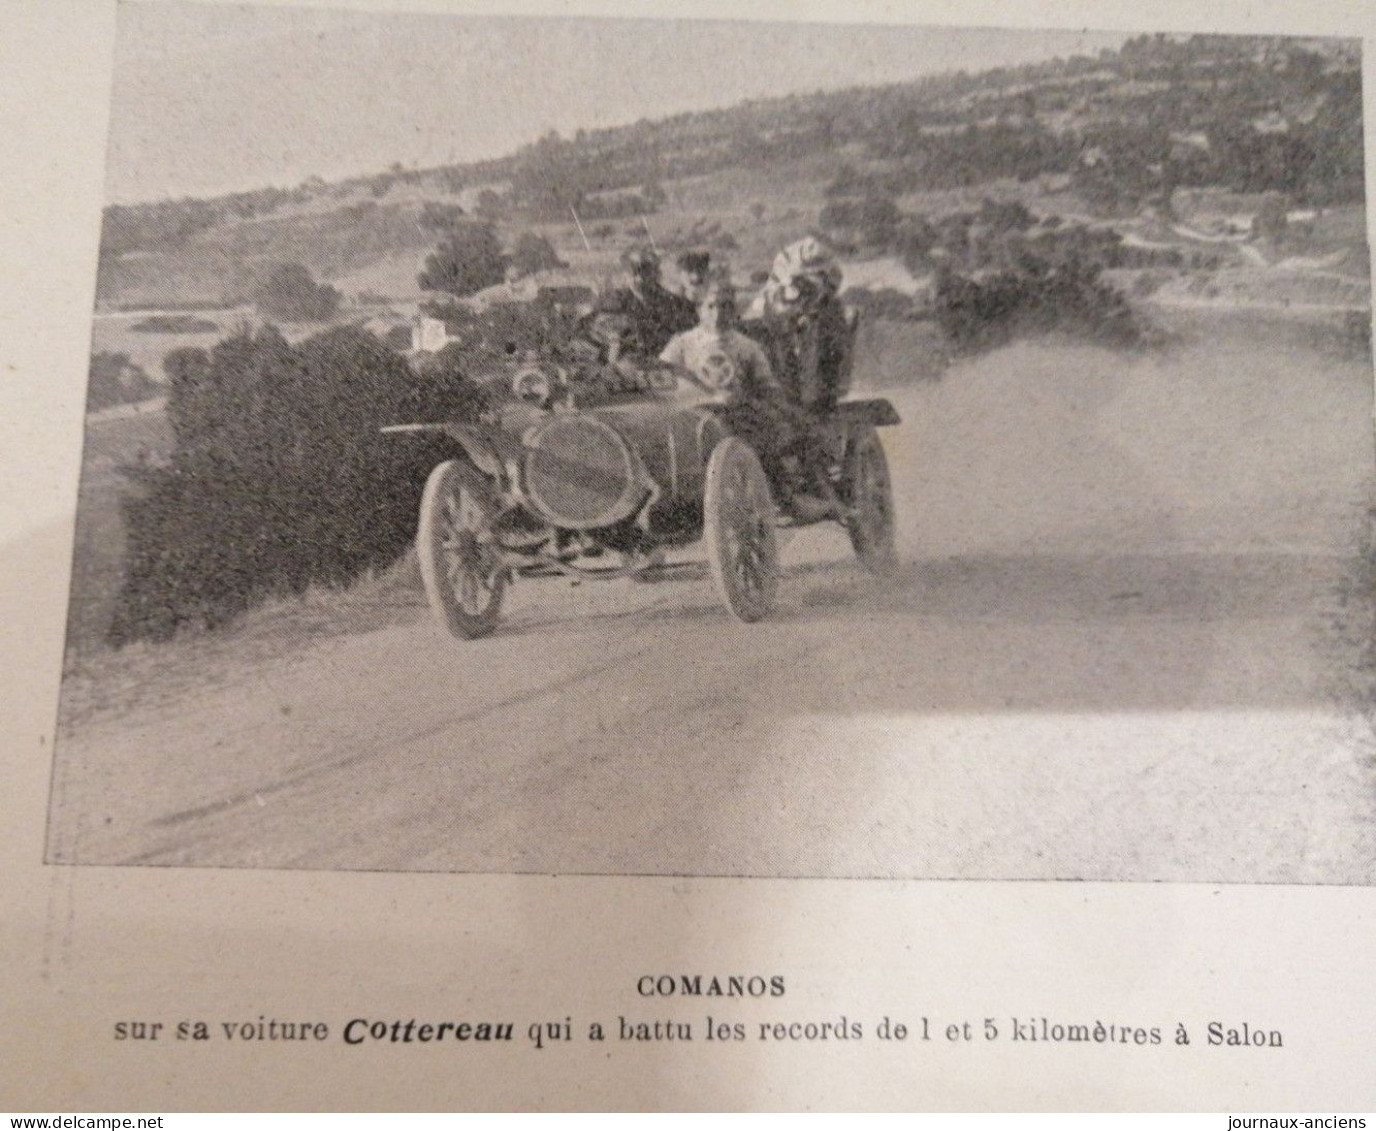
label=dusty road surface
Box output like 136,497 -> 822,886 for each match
48,321 -> 1376,881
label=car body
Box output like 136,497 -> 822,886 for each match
385,314 -> 900,637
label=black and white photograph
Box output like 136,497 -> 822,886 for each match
43,2 -> 1375,884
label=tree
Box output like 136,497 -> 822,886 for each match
508,232 -> 567,278
417,222 -> 508,297
253,262 -> 341,322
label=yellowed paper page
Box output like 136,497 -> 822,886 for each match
3,0 -> 1374,1111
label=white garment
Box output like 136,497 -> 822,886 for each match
659,326 -> 774,402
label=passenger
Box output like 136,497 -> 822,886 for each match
674,250 -> 715,306
591,246 -> 697,358
747,236 -> 853,412
748,236 -> 844,319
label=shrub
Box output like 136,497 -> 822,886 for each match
87,352 -> 157,411
161,346 -> 217,445
819,194 -> 901,249
840,287 -> 919,321
253,262 -> 342,322
508,232 -> 567,278
417,201 -> 468,234
934,255 -> 1141,353
417,221 -> 508,297
418,297 -> 583,371
131,314 -> 220,334
107,325 -> 481,645
474,189 -> 506,220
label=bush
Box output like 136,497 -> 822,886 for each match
414,343 -> 501,416
474,189 -> 506,220
131,314 -> 220,334
418,201 -> 468,234
107,325 -> 484,645
840,287 -> 919,321
417,221 -> 508,297
819,194 -> 901,249
508,231 -> 567,278
253,262 -> 342,322
934,255 -> 1141,353
87,352 -> 157,411
161,346 -> 217,445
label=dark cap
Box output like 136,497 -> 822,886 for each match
675,250 -> 712,277
620,245 -> 660,273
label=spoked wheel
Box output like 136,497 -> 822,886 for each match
416,460 -> 507,639
843,426 -> 897,573
703,437 -> 780,623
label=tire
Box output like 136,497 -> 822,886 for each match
843,426 -> 897,573
703,437 -> 780,623
416,459 -> 507,639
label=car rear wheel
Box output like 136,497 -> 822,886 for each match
704,438 -> 780,623
417,459 -> 507,639
844,426 -> 897,573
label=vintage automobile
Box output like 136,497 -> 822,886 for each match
384,311 -> 899,638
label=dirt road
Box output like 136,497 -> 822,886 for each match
47,324 -> 1376,881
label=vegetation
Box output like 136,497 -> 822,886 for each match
417,221 -> 508,297
87,352 -> 159,411
253,262 -> 342,322
97,35 -> 1362,297
108,326 -> 486,644
934,256 -> 1142,353
508,231 -> 567,278
417,295 -> 586,369
131,314 -> 220,334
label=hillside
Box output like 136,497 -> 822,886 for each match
93,32 -> 1365,323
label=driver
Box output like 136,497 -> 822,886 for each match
659,282 -> 803,499
658,282 -> 775,404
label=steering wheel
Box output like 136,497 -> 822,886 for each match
512,365 -> 557,406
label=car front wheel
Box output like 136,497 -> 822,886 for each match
703,438 -> 780,623
416,459 -> 507,639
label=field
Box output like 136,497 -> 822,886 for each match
90,311 -> 235,381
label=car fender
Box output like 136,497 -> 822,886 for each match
381,422 -> 515,481
834,399 -> 901,428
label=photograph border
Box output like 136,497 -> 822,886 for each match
3,0 -> 1375,1110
